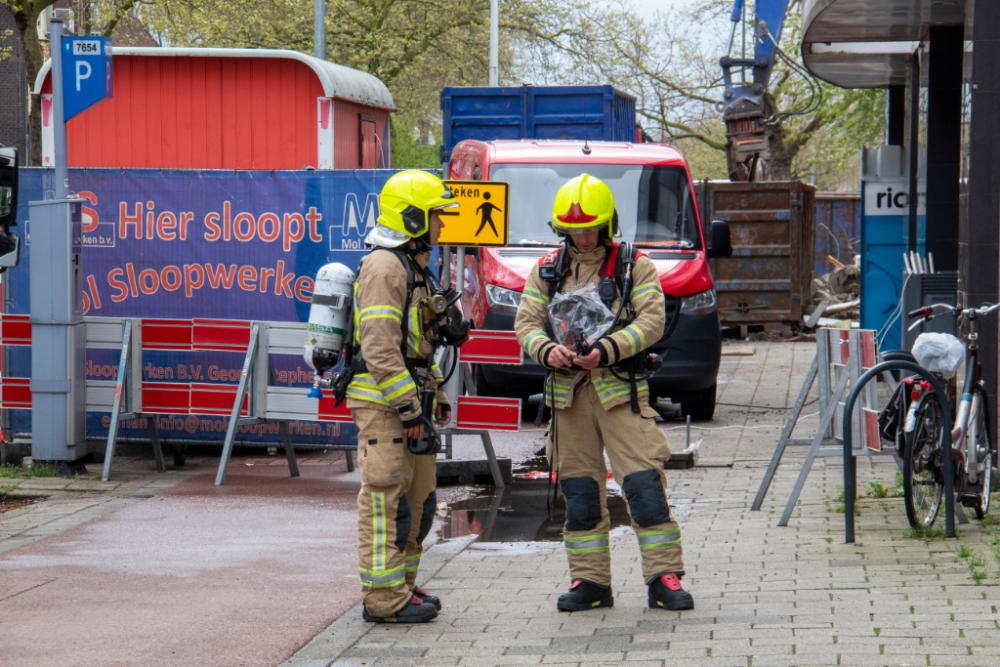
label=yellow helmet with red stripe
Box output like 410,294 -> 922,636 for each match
550,174 -> 615,236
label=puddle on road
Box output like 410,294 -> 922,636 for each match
440,457 -> 696,543
439,478 -> 632,543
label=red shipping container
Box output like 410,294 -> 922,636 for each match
35,48 -> 394,171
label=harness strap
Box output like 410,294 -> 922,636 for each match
627,361 -> 640,414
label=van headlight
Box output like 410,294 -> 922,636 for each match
679,289 -> 716,316
486,284 -> 522,313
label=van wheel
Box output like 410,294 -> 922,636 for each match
474,366 -> 497,397
681,383 -> 716,421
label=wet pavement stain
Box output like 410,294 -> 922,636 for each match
442,457 -> 634,543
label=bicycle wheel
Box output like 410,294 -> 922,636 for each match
904,392 -> 945,528
971,385 -> 994,519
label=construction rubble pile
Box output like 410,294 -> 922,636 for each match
803,255 -> 860,329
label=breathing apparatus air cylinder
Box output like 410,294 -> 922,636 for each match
303,262 -> 356,398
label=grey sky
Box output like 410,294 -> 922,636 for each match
628,0 -> 696,16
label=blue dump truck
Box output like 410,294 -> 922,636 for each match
440,85 -> 639,164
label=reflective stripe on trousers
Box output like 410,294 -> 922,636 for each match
359,491 -> 407,588
564,533 -> 610,554
636,528 -> 681,551
373,491 -> 386,570
359,564 -> 406,588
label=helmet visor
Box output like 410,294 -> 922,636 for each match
549,220 -> 602,236
428,185 -> 459,213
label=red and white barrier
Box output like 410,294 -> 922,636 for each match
0,314 -> 136,413
459,330 -> 522,365
0,312 -> 531,486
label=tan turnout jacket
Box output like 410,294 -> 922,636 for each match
514,242 -> 665,410
345,244 -> 448,423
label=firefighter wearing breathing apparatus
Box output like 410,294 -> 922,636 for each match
513,174 -> 693,613
341,170 -> 470,624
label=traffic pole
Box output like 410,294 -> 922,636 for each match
489,0 -> 499,86
50,18 -> 68,199
314,0 -> 326,59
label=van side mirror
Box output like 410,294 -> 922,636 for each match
0,146 -> 17,229
707,220 -> 732,259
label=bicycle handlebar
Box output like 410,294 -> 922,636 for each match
906,301 -> 1000,331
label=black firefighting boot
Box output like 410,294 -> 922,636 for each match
556,579 -> 614,612
362,595 -> 438,623
413,586 -> 442,611
647,572 -> 694,610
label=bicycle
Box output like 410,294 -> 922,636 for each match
901,302 -> 1000,528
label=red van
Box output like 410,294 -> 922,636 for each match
448,139 -> 731,420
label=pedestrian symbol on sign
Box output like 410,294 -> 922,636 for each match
475,192 -> 502,237
438,180 -> 509,247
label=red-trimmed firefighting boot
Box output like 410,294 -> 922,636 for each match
556,579 -> 614,612
647,572 -> 694,610
413,586 -> 441,610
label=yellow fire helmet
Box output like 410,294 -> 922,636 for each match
369,170 -> 458,247
550,173 -> 615,236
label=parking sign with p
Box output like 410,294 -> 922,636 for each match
62,37 -> 113,121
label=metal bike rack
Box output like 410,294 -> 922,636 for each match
842,360 -> 956,541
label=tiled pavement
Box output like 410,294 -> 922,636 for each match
289,341 -> 1000,667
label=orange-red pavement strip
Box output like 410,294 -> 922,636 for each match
0,463 -> 364,667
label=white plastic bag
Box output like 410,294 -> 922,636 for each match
911,332 -> 965,379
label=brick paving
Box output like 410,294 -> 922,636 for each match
292,341 -> 1000,667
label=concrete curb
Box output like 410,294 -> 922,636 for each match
280,534 -> 479,667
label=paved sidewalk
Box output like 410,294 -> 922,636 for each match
0,453 -> 214,552
292,341 -> 1000,667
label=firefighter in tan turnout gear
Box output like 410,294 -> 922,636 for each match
514,174 -> 694,612
346,170 -> 468,623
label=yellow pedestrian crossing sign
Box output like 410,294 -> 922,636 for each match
438,180 -> 509,247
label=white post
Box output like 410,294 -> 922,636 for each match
50,19 -> 68,199
314,0 -> 326,59
489,0 -> 499,86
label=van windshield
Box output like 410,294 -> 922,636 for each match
488,163 -> 700,248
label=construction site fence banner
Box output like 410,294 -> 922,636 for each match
9,167 -> 404,445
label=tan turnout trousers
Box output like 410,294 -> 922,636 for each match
354,404 -> 438,617
549,380 -> 684,587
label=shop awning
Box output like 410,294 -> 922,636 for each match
801,0 -> 967,88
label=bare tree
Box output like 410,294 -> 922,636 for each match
507,0 -> 883,183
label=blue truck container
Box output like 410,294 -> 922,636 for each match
439,85 -> 637,163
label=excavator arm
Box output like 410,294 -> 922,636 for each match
720,0 -> 791,181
